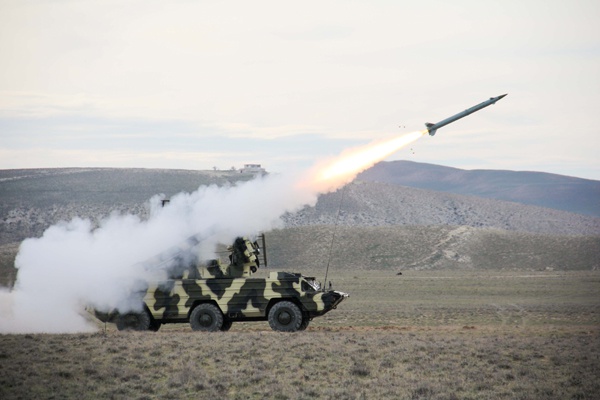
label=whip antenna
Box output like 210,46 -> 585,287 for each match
324,184 -> 348,287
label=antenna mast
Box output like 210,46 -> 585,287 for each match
323,184 -> 348,287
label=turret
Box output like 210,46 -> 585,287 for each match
200,236 -> 262,278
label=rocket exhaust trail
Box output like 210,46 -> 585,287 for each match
303,92 -> 509,191
0,95 -> 506,333
303,130 -> 426,192
1,128 -> 426,333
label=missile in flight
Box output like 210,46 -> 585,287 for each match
425,94 -> 507,136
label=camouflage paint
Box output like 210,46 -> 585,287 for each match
145,271 -> 346,322
92,236 -> 348,329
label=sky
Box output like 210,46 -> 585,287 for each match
1,0 -> 599,180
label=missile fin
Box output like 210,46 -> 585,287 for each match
425,122 -> 437,136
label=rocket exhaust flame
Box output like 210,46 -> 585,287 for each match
304,130 -> 426,192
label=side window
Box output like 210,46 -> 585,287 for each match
301,281 -> 310,292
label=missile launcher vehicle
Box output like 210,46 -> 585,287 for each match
94,236 -> 348,332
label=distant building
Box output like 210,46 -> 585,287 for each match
240,164 -> 266,174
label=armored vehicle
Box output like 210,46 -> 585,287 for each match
94,236 -> 348,332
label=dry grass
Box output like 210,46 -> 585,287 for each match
1,270 -> 599,399
2,226 -> 599,287
1,327 -> 598,400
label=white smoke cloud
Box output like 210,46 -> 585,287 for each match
0,130 -> 424,333
0,171 -> 318,333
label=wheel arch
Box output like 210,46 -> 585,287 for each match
187,299 -> 224,319
266,297 -> 307,316
141,303 -> 163,324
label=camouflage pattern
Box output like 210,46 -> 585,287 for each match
94,236 -> 348,331
147,270 -> 346,322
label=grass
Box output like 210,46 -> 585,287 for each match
0,327 -> 598,399
2,225 -> 599,286
1,270 -> 599,399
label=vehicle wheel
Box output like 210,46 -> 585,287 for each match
220,319 -> 233,332
298,314 -> 310,331
150,319 -> 162,332
190,303 -> 223,332
116,311 -> 151,331
268,301 -> 303,332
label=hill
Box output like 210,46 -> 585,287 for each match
0,167 -> 599,286
2,167 -> 598,247
0,168 -> 255,245
283,180 -> 600,236
357,160 -> 600,217
266,225 -> 600,272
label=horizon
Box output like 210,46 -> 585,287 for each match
1,159 -> 599,182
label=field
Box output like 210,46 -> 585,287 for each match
1,269 -> 598,399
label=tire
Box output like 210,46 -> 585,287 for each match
190,303 -> 223,332
220,319 -> 233,332
150,320 -> 162,332
116,311 -> 151,331
268,301 -> 303,332
298,314 -> 310,331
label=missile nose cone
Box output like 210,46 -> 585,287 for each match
490,93 -> 507,103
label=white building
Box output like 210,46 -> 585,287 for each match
240,164 -> 266,174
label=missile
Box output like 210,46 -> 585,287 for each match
425,94 -> 507,136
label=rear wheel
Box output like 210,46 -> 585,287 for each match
268,301 -> 303,332
190,303 -> 223,332
116,311 -> 151,331
149,319 -> 162,332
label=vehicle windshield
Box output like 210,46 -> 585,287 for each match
303,278 -> 321,292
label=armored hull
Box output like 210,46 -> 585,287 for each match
148,271 -> 347,322
93,236 -> 348,332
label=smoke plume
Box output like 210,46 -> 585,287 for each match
0,132 -> 423,333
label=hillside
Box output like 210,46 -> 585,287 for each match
2,167 -> 599,248
1,167 -> 599,286
358,160 -> 600,217
283,181 -> 600,236
266,225 -> 600,272
0,167 -> 254,211
0,168 -> 255,245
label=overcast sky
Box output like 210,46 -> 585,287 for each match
1,0 -> 599,179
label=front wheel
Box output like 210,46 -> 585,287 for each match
190,303 -> 223,332
268,301 -> 303,332
298,314 -> 310,331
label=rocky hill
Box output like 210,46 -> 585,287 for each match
0,168 -> 255,245
283,180 -> 600,236
358,160 -> 600,217
2,167 -> 599,247
1,166 -> 599,285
